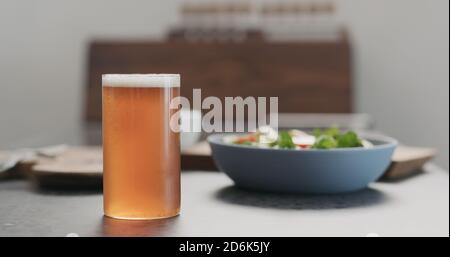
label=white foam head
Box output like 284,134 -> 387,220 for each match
102,74 -> 180,88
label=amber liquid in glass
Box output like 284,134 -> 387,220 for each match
102,85 -> 180,220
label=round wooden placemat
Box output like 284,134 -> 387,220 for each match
30,146 -> 102,188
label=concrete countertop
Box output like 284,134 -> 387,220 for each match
0,164 -> 448,237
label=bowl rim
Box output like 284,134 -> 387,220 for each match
208,132 -> 398,152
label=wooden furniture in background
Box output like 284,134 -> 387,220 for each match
85,39 -> 352,122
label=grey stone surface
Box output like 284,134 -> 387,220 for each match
0,164 -> 448,237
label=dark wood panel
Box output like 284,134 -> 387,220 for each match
85,41 -> 352,121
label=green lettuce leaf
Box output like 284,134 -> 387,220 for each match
277,131 -> 296,149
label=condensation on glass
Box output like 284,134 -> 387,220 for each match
102,74 -> 180,220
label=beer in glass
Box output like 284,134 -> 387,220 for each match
102,74 -> 180,220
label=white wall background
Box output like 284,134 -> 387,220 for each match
0,0 -> 448,168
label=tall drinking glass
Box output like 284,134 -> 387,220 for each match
102,74 -> 180,220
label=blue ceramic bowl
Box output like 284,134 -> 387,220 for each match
208,133 -> 397,194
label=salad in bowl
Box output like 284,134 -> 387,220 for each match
208,126 -> 397,194
225,126 -> 373,150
